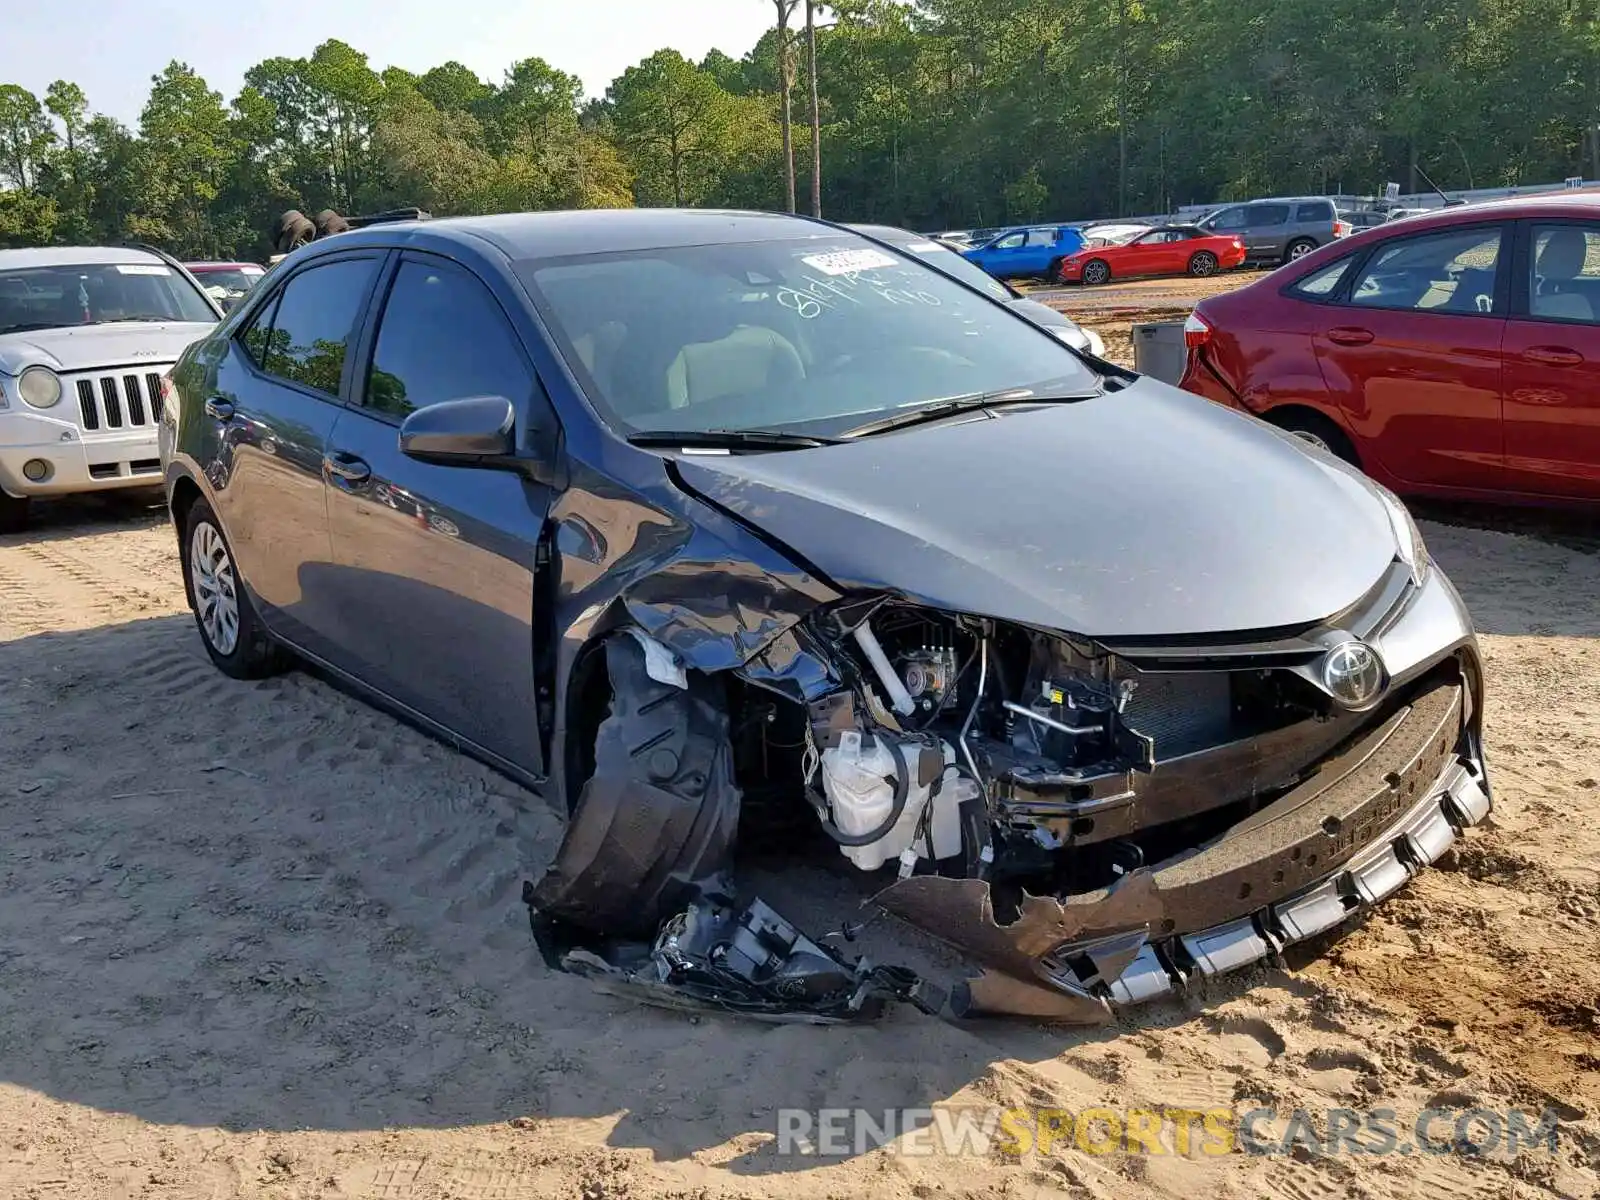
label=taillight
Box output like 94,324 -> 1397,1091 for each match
1184,310 -> 1212,349
1334,221 -> 1352,238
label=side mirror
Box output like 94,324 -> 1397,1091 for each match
399,395 -> 517,466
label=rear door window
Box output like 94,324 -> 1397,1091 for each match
1526,224 -> 1600,324
1348,227 -> 1503,314
1247,204 -> 1292,227
1290,257 -> 1356,298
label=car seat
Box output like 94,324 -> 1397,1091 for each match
1532,228 -> 1594,321
665,324 -> 804,410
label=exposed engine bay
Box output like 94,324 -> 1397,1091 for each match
526,588 -> 1487,1024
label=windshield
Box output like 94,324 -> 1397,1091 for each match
194,267 -> 263,296
0,262 -> 216,334
521,234 -> 1095,438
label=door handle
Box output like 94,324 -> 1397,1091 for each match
204,397 -> 234,420
1326,327 -> 1375,346
323,452 -> 371,484
1522,345 -> 1584,367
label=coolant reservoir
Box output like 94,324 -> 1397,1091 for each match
820,731 -> 970,871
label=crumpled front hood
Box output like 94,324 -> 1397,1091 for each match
0,322 -> 215,376
670,379 -> 1399,638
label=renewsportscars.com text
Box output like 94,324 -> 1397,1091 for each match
775,1105 -> 1564,1159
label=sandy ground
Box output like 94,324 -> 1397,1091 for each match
1020,269 -> 1270,369
1,482 -> 1598,1197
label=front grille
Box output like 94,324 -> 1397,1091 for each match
71,369 -> 170,433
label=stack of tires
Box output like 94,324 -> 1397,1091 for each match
269,208 -> 351,255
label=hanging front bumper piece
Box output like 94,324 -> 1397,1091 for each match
874,672 -> 1487,1021
524,561 -> 1489,1025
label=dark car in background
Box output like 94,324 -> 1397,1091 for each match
1198,197 -> 1352,264
1179,193 -> 1600,505
1338,210 -> 1390,231
160,208 -> 1490,1025
850,223 -> 1107,356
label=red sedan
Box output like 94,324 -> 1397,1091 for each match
1057,225 -> 1247,285
1178,193 -> 1600,505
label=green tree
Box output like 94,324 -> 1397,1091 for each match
606,51 -> 768,207
133,62 -> 234,254
0,85 -> 55,190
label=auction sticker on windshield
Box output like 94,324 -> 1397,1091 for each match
802,249 -> 900,276
115,264 -> 172,276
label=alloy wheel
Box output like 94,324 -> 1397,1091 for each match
190,520 -> 240,655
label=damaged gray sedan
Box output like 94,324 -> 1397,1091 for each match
162,209 -> 1490,1024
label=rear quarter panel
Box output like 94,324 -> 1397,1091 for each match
1181,280 -> 1344,432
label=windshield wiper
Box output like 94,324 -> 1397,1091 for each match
627,428 -> 846,451
841,387 -> 1100,439
0,322 -> 65,335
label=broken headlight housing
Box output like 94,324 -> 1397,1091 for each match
1373,481 -> 1430,587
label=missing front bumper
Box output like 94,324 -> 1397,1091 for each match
874,671 -> 1487,1020
529,639 -> 1487,1025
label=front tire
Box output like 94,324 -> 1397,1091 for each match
0,493 -> 28,535
183,499 -> 283,679
1081,259 -> 1111,286
1188,251 -> 1219,278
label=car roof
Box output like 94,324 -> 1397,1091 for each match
1355,192 -> 1600,235
846,223 -> 934,245
0,245 -> 169,269
186,260 -> 263,270
305,208 -> 849,262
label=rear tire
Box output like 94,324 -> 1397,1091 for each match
1284,238 -> 1317,263
182,498 -> 284,679
1081,259 -> 1111,286
1188,251 -> 1219,278
0,493 -> 28,535
1270,410 -> 1360,467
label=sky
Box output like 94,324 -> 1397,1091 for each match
7,0 -> 777,126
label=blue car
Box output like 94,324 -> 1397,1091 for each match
961,225 -> 1086,280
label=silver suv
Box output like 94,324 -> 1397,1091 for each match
0,246 -> 220,532
1197,196 -> 1351,264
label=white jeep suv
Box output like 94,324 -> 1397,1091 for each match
0,245 -> 220,532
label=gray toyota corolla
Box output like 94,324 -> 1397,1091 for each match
160,209 -> 1489,1024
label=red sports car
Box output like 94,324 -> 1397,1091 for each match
1178,192 -> 1600,506
1057,225 -> 1247,285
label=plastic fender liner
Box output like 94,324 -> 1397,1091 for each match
527,634 -> 740,939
